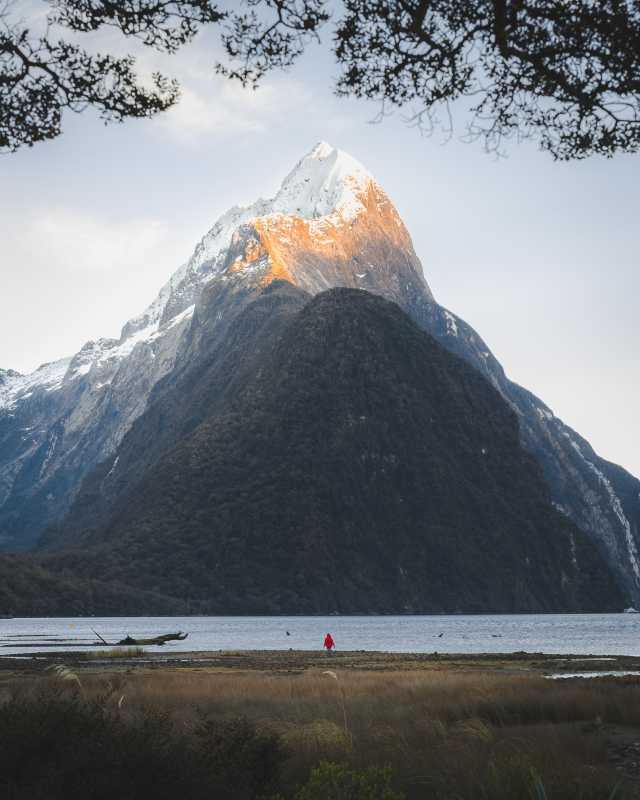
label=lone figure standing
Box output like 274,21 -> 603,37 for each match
324,632 -> 335,654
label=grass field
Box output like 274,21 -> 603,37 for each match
2,652 -> 640,798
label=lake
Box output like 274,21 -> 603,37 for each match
1,613 -> 640,656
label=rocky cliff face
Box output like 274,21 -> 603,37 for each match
1,142 -> 638,605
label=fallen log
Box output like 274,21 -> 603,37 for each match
116,632 -> 188,646
92,629 -> 109,646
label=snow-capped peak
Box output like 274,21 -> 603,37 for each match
271,141 -> 373,220
181,143 -> 373,279
128,142 -> 376,328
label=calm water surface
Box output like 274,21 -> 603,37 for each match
1,614 -> 640,656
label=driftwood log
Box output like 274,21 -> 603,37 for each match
116,632 -> 188,646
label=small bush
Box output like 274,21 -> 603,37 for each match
0,691 -> 283,800
296,762 -> 404,800
282,719 -> 352,758
195,716 -> 283,798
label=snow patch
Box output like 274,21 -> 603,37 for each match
165,304 -> 194,330
105,456 -> 119,480
72,363 -> 92,378
444,310 -> 458,337
0,358 -> 72,410
39,431 -> 58,478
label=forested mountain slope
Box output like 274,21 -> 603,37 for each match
43,289 -> 623,613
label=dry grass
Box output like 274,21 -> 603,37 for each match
93,668 -> 640,729
4,667 -> 640,798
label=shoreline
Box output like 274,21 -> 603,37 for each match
1,610 -> 634,618
4,649 -> 640,676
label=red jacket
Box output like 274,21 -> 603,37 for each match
324,633 -> 335,650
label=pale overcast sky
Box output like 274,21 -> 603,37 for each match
0,5 -> 638,477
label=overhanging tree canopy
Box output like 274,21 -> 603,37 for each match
1,0 -> 639,159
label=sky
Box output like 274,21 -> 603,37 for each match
0,3 -> 638,477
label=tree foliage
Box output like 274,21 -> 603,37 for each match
0,23 -> 179,151
0,0 -> 224,151
1,0 -> 639,158
330,0 -> 640,158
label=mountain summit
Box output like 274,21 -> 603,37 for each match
269,140 -> 374,219
1,143 -> 639,608
120,139 -> 431,335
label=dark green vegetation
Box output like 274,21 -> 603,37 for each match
0,554 -> 185,616
34,286 -> 622,614
0,692 -> 281,800
2,664 -> 640,799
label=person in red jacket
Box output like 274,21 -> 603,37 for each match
324,632 -> 335,654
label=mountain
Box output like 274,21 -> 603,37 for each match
42,287 -> 622,613
1,141 -> 638,606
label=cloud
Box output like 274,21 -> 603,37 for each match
103,26 -> 317,143
153,77 -> 312,142
22,210 -> 174,274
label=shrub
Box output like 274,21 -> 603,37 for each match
295,761 -> 404,800
0,691 -> 282,800
195,716 -> 283,798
